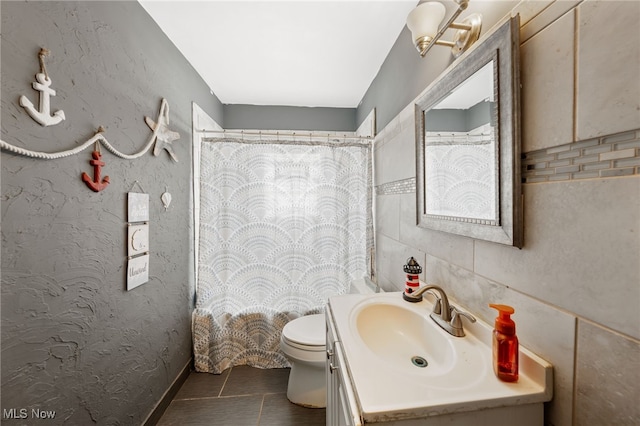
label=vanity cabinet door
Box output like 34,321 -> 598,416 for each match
326,312 -> 339,426
334,341 -> 361,426
326,310 -> 362,426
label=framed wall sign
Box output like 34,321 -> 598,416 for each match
128,192 -> 149,222
127,191 -> 150,290
127,254 -> 149,291
128,223 -> 149,257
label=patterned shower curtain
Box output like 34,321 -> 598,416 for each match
192,136 -> 372,373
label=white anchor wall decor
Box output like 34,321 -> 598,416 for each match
19,48 -> 66,127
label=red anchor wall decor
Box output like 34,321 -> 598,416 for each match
82,143 -> 110,192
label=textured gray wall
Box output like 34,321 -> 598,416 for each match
356,2 -> 517,132
1,1 -> 222,424
223,104 -> 356,131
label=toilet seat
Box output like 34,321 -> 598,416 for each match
281,314 -> 325,351
282,337 -> 326,352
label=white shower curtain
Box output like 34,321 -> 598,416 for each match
193,135 -> 372,373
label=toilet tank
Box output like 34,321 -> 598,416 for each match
348,277 -> 381,295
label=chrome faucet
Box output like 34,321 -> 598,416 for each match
403,285 -> 476,337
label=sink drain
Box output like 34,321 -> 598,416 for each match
411,355 -> 428,368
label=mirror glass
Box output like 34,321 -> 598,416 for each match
415,15 -> 522,247
423,61 -> 497,223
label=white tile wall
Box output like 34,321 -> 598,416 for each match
376,194 -> 401,240
425,255 -> 576,425
474,178 -> 640,339
372,1 -> 640,424
374,125 -> 416,184
521,10 -> 574,150
518,0 -> 582,43
575,320 -> 640,424
576,1 -> 640,140
398,193 -> 475,272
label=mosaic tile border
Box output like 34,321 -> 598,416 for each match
522,129 -> 640,183
376,129 -> 639,196
375,177 -> 416,195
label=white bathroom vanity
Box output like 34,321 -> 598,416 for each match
325,292 -> 553,425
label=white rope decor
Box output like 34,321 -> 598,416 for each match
1,99 -> 169,160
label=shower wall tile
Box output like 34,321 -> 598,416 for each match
375,115 -> 401,151
375,233 -> 425,292
518,0 -> 581,43
374,124 -> 416,185
398,103 -> 415,133
376,194 -> 401,241
474,177 -> 640,340
521,10 -> 575,151
425,255 -> 575,426
575,321 -> 640,425
576,1 -> 640,139
373,272 -> 394,294
398,193 -> 475,273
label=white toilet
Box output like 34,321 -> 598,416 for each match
280,278 -> 377,408
280,313 -> 327,407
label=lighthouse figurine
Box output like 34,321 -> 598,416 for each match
402,257 -> 422,299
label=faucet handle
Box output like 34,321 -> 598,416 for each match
450,306 -> 477,333
426,290 -> 442,315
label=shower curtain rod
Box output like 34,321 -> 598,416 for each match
196,129 -> 373,141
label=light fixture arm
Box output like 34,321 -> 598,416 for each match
448,21 -> 473,31
417,1 -> 466,57
412,0 -> 482,58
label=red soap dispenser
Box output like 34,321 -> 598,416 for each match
489,304 -> 519,382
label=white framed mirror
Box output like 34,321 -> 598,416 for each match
415,15 -> 523,247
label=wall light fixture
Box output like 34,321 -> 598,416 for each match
406,0 -> 482,58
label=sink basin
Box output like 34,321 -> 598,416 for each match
350,298 -> 487,389
354,302 -> 455,373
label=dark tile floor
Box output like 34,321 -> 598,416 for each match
157,366 -> 326,426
